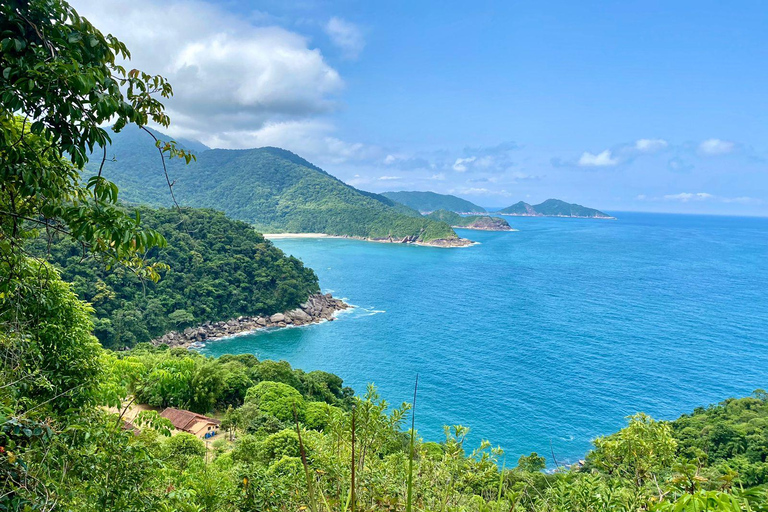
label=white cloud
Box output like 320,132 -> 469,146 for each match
663,192 -> 714,202
324,17 -> 365,59
430,173 -> 446,181
378,175 -> 401,180
635,138 -> 668,152
206,119 -> 378,165
453,156 -> 476,172
699,138 -> 735,155
70,0 -> 343,146
384,154 -> 397,164
578,150 -> 619,167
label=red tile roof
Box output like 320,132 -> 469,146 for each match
159,408 -> 220,432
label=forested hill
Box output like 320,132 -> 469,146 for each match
382,190 -> 487,213
32,207 -> 320,348
498,199 -> 615,219
426,209 -> 513,231
86,128 -> 461,244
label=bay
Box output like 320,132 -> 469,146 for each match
200,212 -> 768,464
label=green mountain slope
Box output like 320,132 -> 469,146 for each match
32,206 -> 320,348
498,199 -> 615,219
426,209 -> 513,231
86,128 -> 464,244
382,191 -> 487,213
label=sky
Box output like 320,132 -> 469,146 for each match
70,0 -> 768,215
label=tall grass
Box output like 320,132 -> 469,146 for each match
406,375 -> 419,512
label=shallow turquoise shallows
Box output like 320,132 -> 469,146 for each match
200,212 -> 768,464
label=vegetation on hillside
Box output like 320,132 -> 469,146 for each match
86,130 -> 461,243
427,209 -> 513,230
382,191 -> 488,213
498,199 -> 615,218
31,206 -> 319,349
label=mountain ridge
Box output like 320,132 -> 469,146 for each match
382,191 -> 487,213
87,128 -> 469,246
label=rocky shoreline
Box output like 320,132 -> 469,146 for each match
151,293 -> 351,348
361,235 -> 474,247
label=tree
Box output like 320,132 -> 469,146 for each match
245,381 -> 306,422
1,0 -> 196,284
517,452 -> 546,473
589,413 -> 677,487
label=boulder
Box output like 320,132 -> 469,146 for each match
270,313 -> 285,323
291,308 -> 312,322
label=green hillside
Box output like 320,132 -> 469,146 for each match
382,190 -> 487,213
31,206 -> 320,349
86,129 -> 462,244
498,199 -> 615,218
427,209 -> 513,230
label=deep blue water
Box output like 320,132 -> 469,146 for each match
201,212 -> 768,464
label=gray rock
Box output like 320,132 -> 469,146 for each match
270,313 -> 285,323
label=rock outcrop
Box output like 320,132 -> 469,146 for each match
151,293 -> 350,348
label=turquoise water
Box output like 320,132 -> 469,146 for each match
201,212 -> 768,464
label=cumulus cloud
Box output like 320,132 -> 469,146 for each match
324,17 -> 365,59
70,0 -> 343,146
453,157 -> 476,172
578,150 -> 619,167
205,119 -> 378,165
635,138 -> 668,152
699,138 -> 735,155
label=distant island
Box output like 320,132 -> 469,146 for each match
382,191 -> 487,214
87,128 -> 472,247
497,199 -> 615,219
426,209 -> 515,231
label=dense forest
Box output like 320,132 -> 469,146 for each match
498,199 -> 615,218
426,209 -> 513,230
30,206 -> 319,348
84,128 -> 460,243
1,1 -> 765,510
381,191 -> 488,214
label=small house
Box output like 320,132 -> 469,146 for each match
160,407 -> 221,439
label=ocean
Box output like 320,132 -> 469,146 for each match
200,212 -> 768,465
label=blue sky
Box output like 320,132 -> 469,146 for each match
73,0 -> 768,215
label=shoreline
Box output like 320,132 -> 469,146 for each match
263,232 -> 474,248
150,293 -> 351,349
